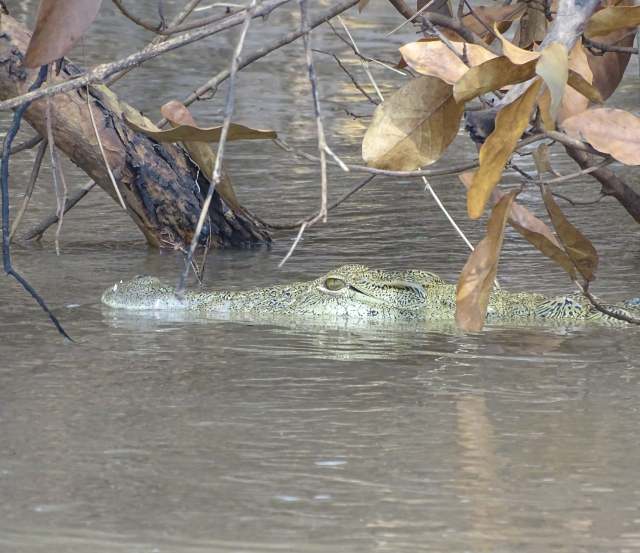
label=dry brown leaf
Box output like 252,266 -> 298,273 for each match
468,78 -> 542,218
160,101 -> 241,211
558,43 -> 593,122
587,28 -> 636,101
585,5 -> 640,37
453,56 -> 536,103
516,0 -> 549,46
455,190 -> 519,331
495,24 -> 541,64
459,171 -> 561,249
510,221 -> 578,280
358,0 -> 370,12
561,108 -> 640,165
24,0 -> 103,67
399,41 -> 496,85
362,76 -> 464,170
124,116 -> 277,143
566,70 -> 603,104
535,43 -> 568,120
542,186 -> 598,281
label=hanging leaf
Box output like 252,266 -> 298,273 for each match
535,43 -> 568,121
400,41 -> 496,85
124,116 -> 277,143
509,221 -> 578,280
453,56 -> 536,103
160,101 -> 241,211
362,76 -> 464,171
24,0 -> 104,67
358,0 -> 370,12
495,24 -> 541,64
542,185 -> 598,282
459,171 -> 561,249
467,78 -> 542,218
455,190 -> 519,331
561,108 -> 640,166
585,6 -> 640,38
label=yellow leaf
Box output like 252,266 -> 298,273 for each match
160,100 -> 241,211
453,56 -> 537,103
362,76 -> 464,170
495,23 -> 541,64
123,117 -> 277,143
455,190 -> 519,331
468,78 -> 542,218
537,88 -> 555,131
400,41 -> 496,85
535,42 -> 568,121
542,186 -> 598,282
585,6 -> 640,38
561,107 -> 640,165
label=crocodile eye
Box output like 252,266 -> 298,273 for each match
324,277 -> 346,291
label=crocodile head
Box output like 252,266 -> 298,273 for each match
314,264 -> 445,311
101,275 -> 185,309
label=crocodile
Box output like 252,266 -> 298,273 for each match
101,264 -> 640,325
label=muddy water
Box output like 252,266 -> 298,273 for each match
1,2 -> 640,552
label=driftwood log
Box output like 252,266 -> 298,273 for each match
0,14 -> 271,249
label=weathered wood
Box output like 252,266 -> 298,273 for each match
0,14 -> 271,249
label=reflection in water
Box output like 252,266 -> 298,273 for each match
1,1 -> 640,552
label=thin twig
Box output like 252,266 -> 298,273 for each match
0,0 -> 292,112
384,0 -> 435,37
86,86 -> 127,210
44,75 -> 64,256
337,16 -> 385,103
26,0 -> 206,238
300,0 -> 329,223
9,134 -> 43,155
158,0 -> 361,126
273,137 -> 479,177
22,183 -> 96,242
552,191 -> 605,206
177,0 -> 258,294
312,48 -> 379,104
269,175 -> 376,229
422,177 -> 474,251
52,148 -> 68,254
106,0 -> 203,85
9,140 -> 46,241
575,281 -> 640,325
112,0 -> 245,35
1,65 -> 71,340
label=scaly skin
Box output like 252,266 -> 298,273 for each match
101,264 -> 640,324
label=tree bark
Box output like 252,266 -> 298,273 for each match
0,14 -> 271,249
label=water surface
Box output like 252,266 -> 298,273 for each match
1,2 -> 640,551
